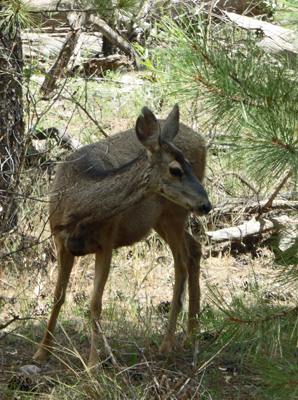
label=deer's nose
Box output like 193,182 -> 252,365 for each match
198,201 -> 212,215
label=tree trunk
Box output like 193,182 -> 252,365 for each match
0,4 -> 25,234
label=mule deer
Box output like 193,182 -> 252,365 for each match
33,105 -> 211,367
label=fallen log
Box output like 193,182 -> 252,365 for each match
27,0 -> 69,10
22,30 -> 102,61
206,215 -> 295,242
25,0 -> 141,72
224,12 -> 298,61
72,54 -> 129,75
88,15 -> 141,69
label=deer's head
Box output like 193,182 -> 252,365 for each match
136,105 -> 211,215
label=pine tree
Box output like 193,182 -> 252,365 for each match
141,4 -> 298,397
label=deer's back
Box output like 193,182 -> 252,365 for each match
83,121 -> 207,180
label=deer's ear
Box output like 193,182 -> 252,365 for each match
161,104 -> 179,143
136,107 -> 161,152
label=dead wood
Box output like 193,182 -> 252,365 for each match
93,321 -> 136,399
88,15 -> 141,69
22,30 -> 102,61
27,0 -> 72,26
40,12 -> 86,97
224,12 -> 298,62
207,0 -> 271,16
207,191 -> 298,244
25,1 -> 141,72
212,199 -> 298,217
72,54 -> 129,75
262,170 -> 293,211
34,127 -> 81,150
206,215 -> 295,242
27,0 -> 69,11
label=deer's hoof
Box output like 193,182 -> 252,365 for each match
33,347 -> 50,361
159,339 -> 174,355
87,358 -> 99,369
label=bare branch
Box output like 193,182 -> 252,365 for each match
0,315 -> 34,331
212,199 -> 298,217
222,172 -> 259,195
163,331 -> 238,400
261,170 -> 293,212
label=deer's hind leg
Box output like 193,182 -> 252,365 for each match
184,231 -> 202,342
88,246 -> 113,367
34,240 -> 74,361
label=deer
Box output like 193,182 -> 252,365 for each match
33,104 -> 211,367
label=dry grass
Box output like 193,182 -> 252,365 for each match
1,218 -> 281,399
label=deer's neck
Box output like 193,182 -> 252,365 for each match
92,152 -> 155,216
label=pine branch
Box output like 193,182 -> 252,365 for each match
194,39 -> 261,108
222,172 -> 259,195
228,305 -> 298,325
193,59 -> 259,108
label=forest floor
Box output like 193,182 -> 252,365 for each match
1,225 -> 286,399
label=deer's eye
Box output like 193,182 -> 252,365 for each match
169,167 -> 182,178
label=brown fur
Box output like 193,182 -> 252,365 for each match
33,106 -> 210,367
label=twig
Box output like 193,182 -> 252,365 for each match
211,199 -> 298,217
222,172 -> 259,196
94,320 -> 136,399
0,315 -> 34,331
0,278 -> 16,288
162,332 -> 238,400
1,234 -> 52,260
94,320 -> 119,368
62,89 -> 108,138
135,342 -> 162,400
261,169 -> 293,212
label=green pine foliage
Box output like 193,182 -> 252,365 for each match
0,0 -> 37,34
139,6 -> 298,398
142,14 -> 298,186
76,0 -> 140,18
